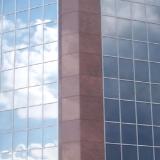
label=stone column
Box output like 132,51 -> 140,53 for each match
59,0 -> 105,160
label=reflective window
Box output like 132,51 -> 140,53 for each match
136,82 -> 150,102
152,84 -> 160,103
119,58 -> 133,80
154,127 -> 160,146
119,39 -> 133,58
29,45 -> 43,65
138,126 -> 153,146
44,61 -> 58,83
14,88 -> 28,108
28,129 -> 42,149
30,7 -> 43,25
29,64 -> 43,86
105,122 -> 120,143
16,28 -> 29,49
106,144 -> 121,160
43,103 -> 58,126
15,67 -> 28,89
117,0 -> 131,18
122,124 -> 137,144
139,146 -> 154,160
3,14 -> 15,32
132,3 -> 145,20
104,78 -> 119,98
135,61 -> 149,82
43,127 -> 58,147
121,100 -> 136,123
123,145 -> 137,160
118,19 -> 132,38
155,147 -> 160,160
44,42 -> 58,62
101,0 -> 116,16
30,0 -> 43,7
16,11 -> 28,29
120,80 -> 135,100
152,104 -> 160,126
147,5 -> 160,23
43,147 -> 58,160
1,52 -> 14,70
134,42 -> 148,60
148,23 -> 160,43
137,102 -> 152,125
103,56 -> 118,78
103,37 -> 117,56
105,99 -> 120,122
30,25 -> 43,46
15,48 -> 28,67
0,111 -> 12,132
0,133 -> 12,153
13,131 -> 27,151
133,21 -> 147,41
150,62 -> 160,83
44,4 -> 57,22
29,106 -> 42,128
14,108 -> 27,130
2,31 -> 15,52
3,0 -> 15,14
102,16 -> 116,36
149,43 -> 160,62
16,0 -> 28,11
0,0 -> 58,158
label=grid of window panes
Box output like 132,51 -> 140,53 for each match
0,0 -> 58,159
102,0 -> 160,160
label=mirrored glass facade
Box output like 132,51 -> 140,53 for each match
102,0 -> 160,160
0,0 -> 58,159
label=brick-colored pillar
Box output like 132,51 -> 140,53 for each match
59,0 -> 105,160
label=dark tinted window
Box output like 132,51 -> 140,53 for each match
105,122 -> 120,143
119,39 -> 133,58
150,62 -> 160,83
104,78 -> 119,98
134,42 -> 148,60
149,43 -> 160,62
154,127 -> 160,146
120,80 -> 135,100
121,100 -> 136,123
105,99 -> 120,122
103,37 -> 117,56
155,147 -> 160,160
119,58 -> 134,80
103,56 -> 118,78
148,23 -> 160,43
137,102 -> 152,125
138,126 -> 153,146
136,82 -> 150,102
139,146 -> 154,160
123,145 -> 137,160
151,84 -> 160,103
133,21 -> 147,41
152,104 -> 160,126
135,61 -> 149,82
106,144 -> 121,160
122,124 -> 137,144
118,19 -> 132,38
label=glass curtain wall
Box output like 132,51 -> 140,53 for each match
0,0 -> 58,159
102,0 -> 160,160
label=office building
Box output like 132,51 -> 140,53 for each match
1,0 -> 160,160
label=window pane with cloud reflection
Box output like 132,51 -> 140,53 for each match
0,0 -> 58,159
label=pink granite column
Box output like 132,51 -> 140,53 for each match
59,0 -> 105,160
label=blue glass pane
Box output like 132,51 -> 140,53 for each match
105,122 -> 120,143
105,99 -> 120,122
